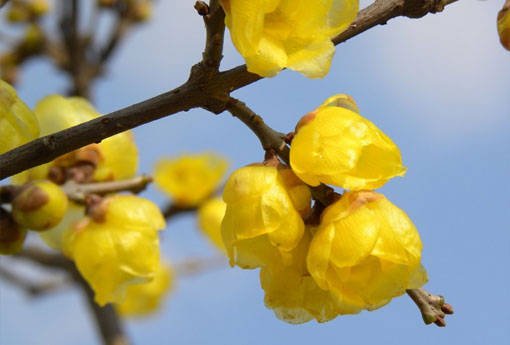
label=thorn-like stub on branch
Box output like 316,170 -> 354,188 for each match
84,194 -> 108,223
194,1 -> 209,16
402,0 -> 448,19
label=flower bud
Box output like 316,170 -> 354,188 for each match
306,191 -> 428,311
221,164 -> 310,269
498,0 -> 510,51
290,94 -> 406,190
154,153 -> 228,207
197,197 -> 227,252
132,1 -> 151,22
63,195 -> 166,306
116,262 -> 173,317
0,207 -> 27,255
7,5 -> 30,23
11,180 -> 68,231
0,79 -> 40,155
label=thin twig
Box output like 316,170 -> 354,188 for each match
61,174 -> 152,202
174,255 -> 227,277
0,264 -> 70,297
15,248 -> 130,345
162,203 -> 196,219
407,288 -> 454,326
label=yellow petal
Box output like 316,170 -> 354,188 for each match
197,197 -> 227,252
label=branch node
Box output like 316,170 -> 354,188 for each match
194,1 -> 209,16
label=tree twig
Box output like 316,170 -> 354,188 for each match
0,264 -> 70,297
0,0 -> 457,179
16,248 -> 130,345
61,174 -> 152,202
407,288 -> 454,326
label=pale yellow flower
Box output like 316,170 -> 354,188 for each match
0,80 -> 39,155
197,197 -> 227,252
290,94 -> 406,190
154,154 -> 228,207
63,195 -> 166,306
117,262 -> 173,317
307,190 -> 428,312
221,0 -> 359,78
221,164 -> 310,269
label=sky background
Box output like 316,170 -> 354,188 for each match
1,0 -> 509,344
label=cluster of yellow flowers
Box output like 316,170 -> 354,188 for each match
0,80 -> 171,316
219,94 -> 427,324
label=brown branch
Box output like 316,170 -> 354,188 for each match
162,203 -> 196,220
407,288 -> 454,326
98,12 -> 132,65
0,0 -> 457,180
0,264 -> 70,297
199,0 -> 226,70
61,174 -> 152,202
16,248 -> 130,345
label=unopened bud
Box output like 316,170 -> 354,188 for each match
12,180 -> 68,231
0,207 -> 27,255
28,0 -> 49,16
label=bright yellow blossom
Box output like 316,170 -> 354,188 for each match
290,94 -> 406,190
498,0 -> 510,51
154,154 -> 228,207
261,228 -> 357,324
197,197 -> 227,252
307,190 -> 427,312
220,0 -> 359,78
63,195 -> 166,306
11,180 -> 68,231
0,80 -> 39,155
221,164 -> 310,269
39,202 -> 84,250
13,95 -> 138,183
117,262 -> 173,317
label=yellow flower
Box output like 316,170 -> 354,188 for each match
307,190 -> 428,312
154,153 -> 228,207
13,95 -> 138,183
39,202 -> 84,250
498,0 -> 510,51
197,197 -> 227,252
290,94 -> 406,190
11,180 -> 68,231
0,208 -> 27,255
63,195 -> 166,306
221,0 -> 359,78
221,164 -> 310,269
261,228 -> 353,324
0,80 -> 40,155
117,262 -> 173,317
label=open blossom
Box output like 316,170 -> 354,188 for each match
154,153 -> 228,207
117,262 -> 173,317
221,164 -> 310,269
13,95 -> 138,183
261,228 -> 356,324
221,0 -> 359,78
307,191 -> 428,312
290,94 -> 406,190
0,79 -> 39,154
63,195 -> 166,306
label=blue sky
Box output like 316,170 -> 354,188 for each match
1,0 -> 509,344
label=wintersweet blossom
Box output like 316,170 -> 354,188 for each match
154,154 -> 228,207
221,0 -> 359,78
0,79 -> 39,154
117,262 -> 173,317
63,195 -> 166,305
290,94 -> 406,190
221,164 -> 310,269
307,190 -> 428,311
